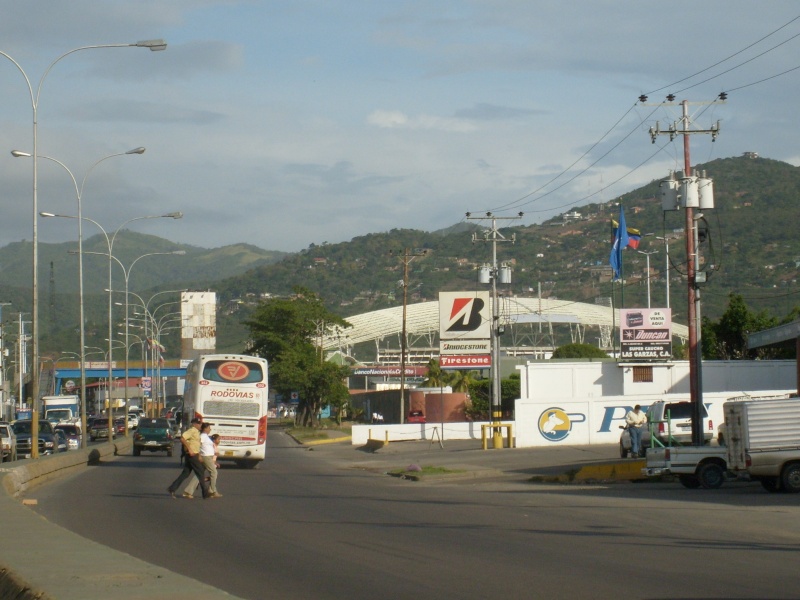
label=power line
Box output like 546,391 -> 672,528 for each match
646,14 -> 800,95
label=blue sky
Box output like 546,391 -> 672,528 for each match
1,1 -> 799,252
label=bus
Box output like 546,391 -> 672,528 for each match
182,354 -> 269,468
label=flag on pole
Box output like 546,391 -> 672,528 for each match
611,221 -> 641,249
609,205 -> 629,280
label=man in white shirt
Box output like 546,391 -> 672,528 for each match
625,404 -> 648,458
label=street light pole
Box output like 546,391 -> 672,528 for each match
13,147 -> 145,447
655,237 -> 671,308
84,250 -> 185,434
637,250 -> 659,309
1,39 -> 166,459
40,212 -> 182,441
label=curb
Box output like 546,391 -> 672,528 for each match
303,435 -> 353,446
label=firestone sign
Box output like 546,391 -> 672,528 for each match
620,308 -> 673,360
439,355 -> 491,369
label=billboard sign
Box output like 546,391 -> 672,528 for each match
620,308 -> 672,360
439,355 -> 491,369
439,291 -> 491,340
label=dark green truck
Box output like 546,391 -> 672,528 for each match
133,417 -> 174,456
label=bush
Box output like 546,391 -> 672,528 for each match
551,343 -> 609,359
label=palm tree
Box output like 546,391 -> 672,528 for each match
420,359 -> 446,388
448,369 -> 477,393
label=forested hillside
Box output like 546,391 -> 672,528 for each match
3,154 -> 799,356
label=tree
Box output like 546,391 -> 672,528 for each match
420,359 -> 447,388
552,343 -> 609,359
246,287 -> 351,426
702,293 -> 779,359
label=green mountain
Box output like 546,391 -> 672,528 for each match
4,154 -> 800,357
216,155 -> 800,321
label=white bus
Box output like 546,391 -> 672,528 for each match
182,354 -> 269,468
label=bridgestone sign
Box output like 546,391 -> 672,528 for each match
439,292 -> 491,363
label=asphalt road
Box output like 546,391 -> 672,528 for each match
31,432 -> 800,600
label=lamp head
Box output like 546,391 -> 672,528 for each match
164,212 -> 183,219
11,150 -> 32,158
135,39 -> 168,51
126,147 -> 146,155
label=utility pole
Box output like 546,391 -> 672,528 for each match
395,248 -> 426,424
647,94 -> 723,446
468,212 -> 521,449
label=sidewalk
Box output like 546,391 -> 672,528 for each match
300,434 -> 647,483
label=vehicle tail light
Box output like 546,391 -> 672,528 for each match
745,453 -> 752,468
664,448 -> 671,461
708,419 -> 713,431
658,422 -> 665,435
257,415 -> 267,445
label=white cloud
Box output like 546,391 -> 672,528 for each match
367,109 -> 477,132
1,1 -> 799,252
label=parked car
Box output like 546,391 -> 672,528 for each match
89,418 -> 116,442
620,400 -> 714,457
114,418 -> 126,435
408,410 -> 426,423
133,417 -> 174,456
11,420 -> 60,457
127,412 -> 140,429
54,424 -> 82,450
0,423 -> 17,462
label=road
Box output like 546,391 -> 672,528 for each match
32,432 -> 800,599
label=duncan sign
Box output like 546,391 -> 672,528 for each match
620,308 -> 673,360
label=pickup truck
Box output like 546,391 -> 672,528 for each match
11,420 -> 62,458
644,445 -> 729,489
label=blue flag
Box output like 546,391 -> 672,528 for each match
609,205 -> 629,281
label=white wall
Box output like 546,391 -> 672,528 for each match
514,391 -> 795,448
349,361 -> 797,448
514,359 -> 796,448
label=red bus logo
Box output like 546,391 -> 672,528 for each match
216,361 -> 250,382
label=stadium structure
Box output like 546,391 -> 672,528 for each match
321,297 -> 689,366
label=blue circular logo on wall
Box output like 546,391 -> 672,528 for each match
538,407 -> 571,441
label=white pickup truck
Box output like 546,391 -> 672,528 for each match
643,445 -> 729,489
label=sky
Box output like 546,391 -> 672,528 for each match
1,1 -> 799,253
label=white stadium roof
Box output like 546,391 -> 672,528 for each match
322,298 -> 688,350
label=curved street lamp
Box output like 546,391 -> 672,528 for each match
14,147 -> 145,446
41,212 -> 183,441
1,39 -> 166,458
84,249 -> 185,433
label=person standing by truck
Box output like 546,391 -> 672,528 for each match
625,405 -> 648,458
